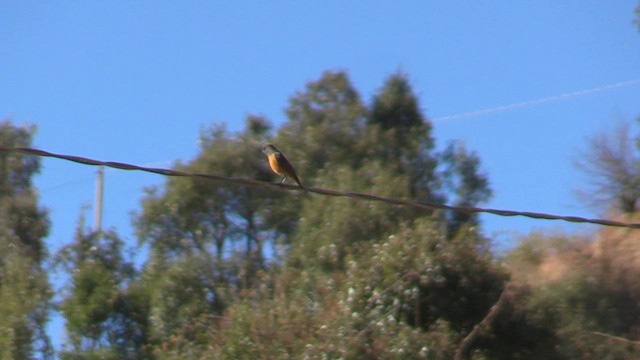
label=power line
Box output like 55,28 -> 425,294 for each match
40,160 -> 174,193
433,78 -> 640,122
1,145 -> 639,230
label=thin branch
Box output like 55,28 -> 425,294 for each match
454,282 -> 513,360
588,331 -> 640,346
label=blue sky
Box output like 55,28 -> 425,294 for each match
2,1 -> 640,354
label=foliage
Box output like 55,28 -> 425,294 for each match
0,244 -> 52,359
506,231 -> 640,359
439,141 -> 492,234
0,120 -> 52,359
36,67 -> 640,358
367,72 -> 437,198
124,70 -> 504,358
55,218 -> 148,359
133,116 -> 280,355
202,218 -> 515,359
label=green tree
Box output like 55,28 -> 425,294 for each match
134,116 -> 278,354
439,141 -> 492,234
130,70 -> 499,358
211,71 -> 500,358
366,72 -> 492,234
55,217 -> 146,359
280,71 -> 434,270
367,71 -> 438,202
0,120 -> 52,359
286,71 -> 493,271
278,70 -> 368,175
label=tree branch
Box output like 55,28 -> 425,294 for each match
588,331 -> 640,346
454,281 -> 513,360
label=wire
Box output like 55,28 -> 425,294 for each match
433,79 -> 640,122
40,160 -> 174,192
2,145 -> 640,229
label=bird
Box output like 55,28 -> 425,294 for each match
261,143 -> 307,191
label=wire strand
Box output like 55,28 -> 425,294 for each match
433,79 -> 640,122
2,145 -> 639,229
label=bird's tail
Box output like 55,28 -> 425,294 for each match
294,176 -> 309,193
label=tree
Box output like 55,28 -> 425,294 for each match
127,70 -> 498,358
0,120 -> 52,359
208,71 -> 499,358
278,70 -> 368,174
575,122 -> 640,213
367,71 -> 439,202
133,115 -> 279,354
55,216 -> 145,359
439,141 -> 492,234
366,72 -> 493,234
282,71 -> 493,250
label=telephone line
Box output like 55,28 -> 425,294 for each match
433,78 -> 640,122
1,145 -> 639,230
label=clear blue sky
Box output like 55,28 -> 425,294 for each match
2,1 -> 640,354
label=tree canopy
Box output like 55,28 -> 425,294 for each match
0,120 -> 52,359
6,69 -> 640,359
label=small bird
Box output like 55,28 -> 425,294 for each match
261,143 -> 306,191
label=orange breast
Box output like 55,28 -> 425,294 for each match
268,154 -> 283,175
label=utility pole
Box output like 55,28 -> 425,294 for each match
94,166 -> 104,233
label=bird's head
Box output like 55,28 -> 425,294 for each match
261,143 -> 278,155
